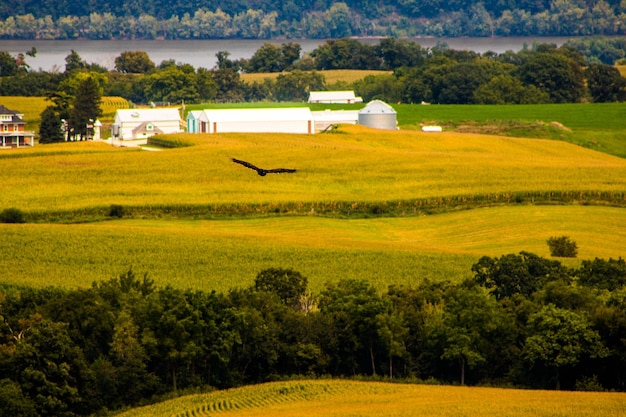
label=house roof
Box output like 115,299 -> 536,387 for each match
0,105 -> 18,115
0,104 -> 25,123
193,107 -> 314,123
116,108 -> 182,123
187,110 -> 203,121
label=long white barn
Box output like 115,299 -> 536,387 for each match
187,108 -> 315,134
308,91 -> 363,104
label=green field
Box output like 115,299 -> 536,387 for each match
114,380 -> 626,417
185,102 -> 626,157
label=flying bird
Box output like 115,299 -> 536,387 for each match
231,158 -> 296,176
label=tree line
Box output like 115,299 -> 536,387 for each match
2,38 -> 626,106
1,252 -> 626,416
1,37 -> 625,143
2,1 -> 626,39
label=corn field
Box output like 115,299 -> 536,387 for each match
115,380 -> 626,417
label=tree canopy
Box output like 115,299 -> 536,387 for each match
2,253 -> 625,416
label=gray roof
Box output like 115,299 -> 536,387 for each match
359,100 -> 396,114
0,104 -> 25,123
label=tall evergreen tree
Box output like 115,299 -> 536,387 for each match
69,77 -> 102,140
38,106 -> 64,144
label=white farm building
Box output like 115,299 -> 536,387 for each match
187,108 -> 315,134
311,109 -> 359,131
308,91 -> 363,104
113,108 -> 183,140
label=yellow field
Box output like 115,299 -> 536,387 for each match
1,204 -> 623,292
241,69 -> 392,84
114,380 -> 626,417
1,125 -> 624,290
0,96 -> 128,132
1,125 -> 625,213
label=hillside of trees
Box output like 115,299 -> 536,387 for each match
1,253 -> 626,416
2,0 -> 626,39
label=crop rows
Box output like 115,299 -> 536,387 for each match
116,380 -> 626,417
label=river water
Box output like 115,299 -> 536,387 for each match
1,37 -> 575,71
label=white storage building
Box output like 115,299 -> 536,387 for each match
113,108 -> 183,140
308,91 -> 363,104
187,108 -> 315,134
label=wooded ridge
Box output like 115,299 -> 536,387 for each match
2,0 -> 626,39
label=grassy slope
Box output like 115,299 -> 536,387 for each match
114,380 -> 626,417
395,102 -> 626,158
2,125 -> 625,213
1,205 -> 623,292
1,124 -> 625,291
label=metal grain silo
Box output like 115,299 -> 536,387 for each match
358,100 -> 397,130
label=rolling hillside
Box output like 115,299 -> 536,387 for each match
1,123 -> 624,291
114,380 -> 626,417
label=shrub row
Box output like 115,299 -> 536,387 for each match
15,190 -> 626,224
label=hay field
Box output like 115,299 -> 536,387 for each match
2,125 -> 625,214
1,205 -> 624,291
114,379 -> 626,417
1,122 -> 625,291
240,69 -> 391,84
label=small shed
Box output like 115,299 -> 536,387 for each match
186,110 -> 205,134
187,108 -> 315,134
308,91 -> 363,104
311,109 -> 359,131
113,108 -> 183,140
358,100 -> 397,130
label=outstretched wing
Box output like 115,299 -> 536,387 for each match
232,158 -> 261,172
266,168 -> 297,174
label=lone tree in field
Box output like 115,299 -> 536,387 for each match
547,236 -> 578,258
69,76 -> 102,140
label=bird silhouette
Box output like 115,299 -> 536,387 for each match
232,158 -> 296,176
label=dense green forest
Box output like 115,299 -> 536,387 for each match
1,254 -> 626,416
2,0 -> 626,39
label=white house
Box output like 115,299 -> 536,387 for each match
186,108 -> 315,134
308,91 -> 363,104
311,109 -> 359,132
113,108 -> 183,140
